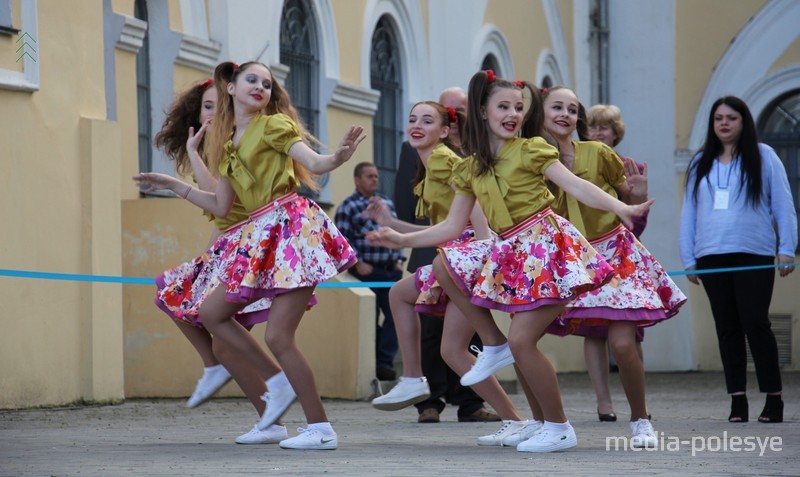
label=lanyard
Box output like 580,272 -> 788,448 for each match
715,157 -> 737,190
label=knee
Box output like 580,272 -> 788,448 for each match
432,257 -> 449,284
507,333 -> 531,356
609,337 -> 637,362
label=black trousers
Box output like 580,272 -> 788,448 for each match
697,253 -> 782,393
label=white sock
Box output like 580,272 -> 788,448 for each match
400,376 -> 424,382
204,364 -> 226,376
543,420 -> 571,432
482,343 -> 509,355
266,371 -> 291,391
308,422 -> 335,434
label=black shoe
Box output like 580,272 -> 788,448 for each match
758,394 -> 783,423
729,394 -> 749,423
598,411 -> 617,422
376,367 -> 396,381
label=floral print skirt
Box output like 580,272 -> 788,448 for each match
413,227 -> 476,316
438,208 -> 614,313
546,224 -> 687,336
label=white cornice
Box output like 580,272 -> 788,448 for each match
330,81 -> 381,116
176,34 -> 221,72
116,15 -> 147,54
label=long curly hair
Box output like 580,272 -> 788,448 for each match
205,61 -> 320,191
153,79 -> 213,175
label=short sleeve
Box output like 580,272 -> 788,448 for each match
427,145 -> 461,183
598,144 -> 626,187
520,137 -> 559,174
263,113 -> 303,154
450,156 -> 475,196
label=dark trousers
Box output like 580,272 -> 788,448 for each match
697,253 -> 782,393
414,314 -> 484,418
349,267 -> 401,370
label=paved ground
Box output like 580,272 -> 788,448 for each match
0,371 -> 796,476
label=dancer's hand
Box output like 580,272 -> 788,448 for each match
623,159 -> 648,204
334,126 -> 367,164
365,227 -> 404,249
187,120 -> 211,156
363,196 -> 392,225
617,198 -> 653,230
133,172 -> 187,195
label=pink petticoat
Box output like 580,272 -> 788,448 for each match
546,224 -> 687,336
413,227 -> 476,316
438,208 -> 614,313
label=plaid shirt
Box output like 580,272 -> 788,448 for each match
334,191 -> 404,266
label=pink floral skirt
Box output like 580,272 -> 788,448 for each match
155,221 -> 271,328
546,224 -> 687,336
413,227 -> 476,316
438,208 -> 613,313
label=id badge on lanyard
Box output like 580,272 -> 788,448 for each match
714,188 -> 729,210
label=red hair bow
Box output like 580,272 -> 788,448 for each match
232,63 -> 239,71
541,87 -> 548,95
514,80 -> 524,89
199,78 -> 213,91
485,69 -> 496,83
445,106 -> 457,123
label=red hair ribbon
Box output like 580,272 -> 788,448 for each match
232,63 -> 239,71
541,87 -> 548,95
445,106 -> 457,123
514,80 -> 524,89
485,69 -> 496,83
199,78 -> 213,91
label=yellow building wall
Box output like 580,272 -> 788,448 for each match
332,0 -> 366,86
674,0 -> 767,150
0,1 -> 123,408
770,36 -> 800,74
485,0 -> 550,79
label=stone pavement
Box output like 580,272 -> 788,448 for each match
0,372 -> 796,476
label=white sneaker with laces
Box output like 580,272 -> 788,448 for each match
372,377 -> 431,411
257,385 -> 297,430
501,420 -> 544,447
477,420 -> 526,446
187,365 -> 231,409
516,423 -> 577,452
279,427 -> 338,450
630,418 -> 657,448
235,424 -> 289,444
460,344 -> 515,387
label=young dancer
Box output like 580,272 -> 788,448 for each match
134,61 -> 365,450
367,100 -> 539,445
153,78 -> 286,444
542,86 -> 686,447
367,70 -> 651,452
680,96 -> 796,423
583,103 -> 648,422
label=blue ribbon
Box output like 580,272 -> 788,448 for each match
0,262 -> 797,288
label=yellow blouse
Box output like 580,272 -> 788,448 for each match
550,140 -> 626,239
191,175 -> 249,230
218,113 -> 304,212
414,143 -> 462,225
452,137 -> 559,234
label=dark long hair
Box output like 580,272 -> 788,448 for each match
686,96 -> 762,206
153,79 -> 212,175
463,71 -> 536,177
409,101 -> 465,188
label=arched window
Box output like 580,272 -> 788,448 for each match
135,0 -> 152,172
280,0 -> 322,200
481,54 -> 499,75
541,75 -> 553,89
758,89 -> 800,250
370,16 -> 403,199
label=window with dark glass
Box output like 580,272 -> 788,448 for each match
758,89 -> 800,251
135,0 -> 152,172
370,16 -> 403,199
481,54 -> 499,75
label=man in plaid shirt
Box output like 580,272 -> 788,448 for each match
335,162 -> 405,381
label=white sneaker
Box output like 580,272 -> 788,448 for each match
460,344 -> 515,387
372,377 -> 431,411
477,420 -> 527,446
235,424 -> 288,444
630,419 -> 657,448
517,423 -> 577,452
501,420 -> 543,447
187,365 -> 231,409
257,385 -> 297,430
279,427 -> 338,450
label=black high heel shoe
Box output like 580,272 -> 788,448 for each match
729,394 -> 748,422
758,394 -> 783,423
598,410 -> 617,422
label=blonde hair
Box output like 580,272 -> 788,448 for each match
586,104 -> 626,146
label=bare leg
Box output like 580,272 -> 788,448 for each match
174,321 -> 219,367
389,275 -> 423,377
514,364 -> 543,421
432,257 -> 507,346
507,304 -> 568,423
607,321 -> 648,421
264,287 -> 328,424
440,303 -> 523,421
199,287 -> 282,380
212,337 -> 267,415
584,336 -> 615,415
